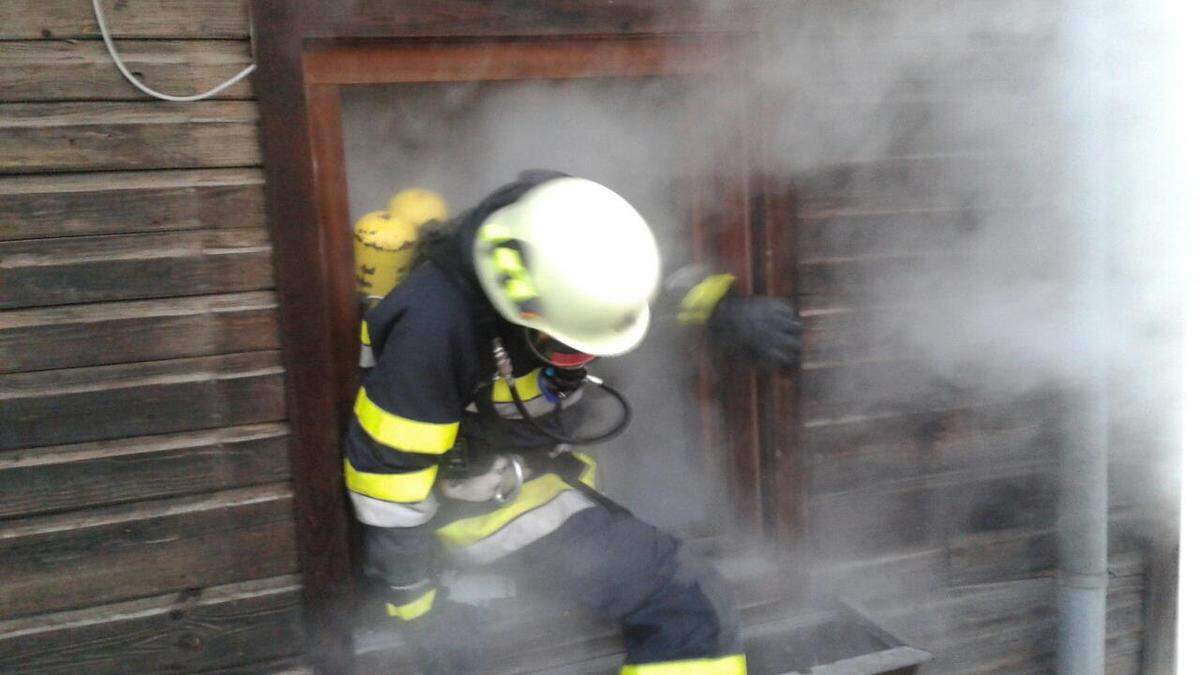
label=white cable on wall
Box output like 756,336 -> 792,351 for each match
91,0 -> 256,103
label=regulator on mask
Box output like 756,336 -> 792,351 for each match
490,331 -> 631,446
526,328 -> 594,402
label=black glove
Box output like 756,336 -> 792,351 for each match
707,295 -> 803,368
403,599 -> 485,675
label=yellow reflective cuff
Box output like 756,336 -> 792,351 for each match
677,273 -> 736,326
354,389 -> 458,454
436,473 -> 573,548
344,459 -> 438,503
492,369 -> 542,403
620,654 -> 747,675
386,588 -> 437,622
360,321 -> 371,346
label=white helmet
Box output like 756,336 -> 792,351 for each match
474,177 -> 660,356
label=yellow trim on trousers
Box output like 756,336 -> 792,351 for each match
386,588 -> 437,621
621,654 -> 747,675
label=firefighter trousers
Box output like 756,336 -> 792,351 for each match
495,504 -> 745,672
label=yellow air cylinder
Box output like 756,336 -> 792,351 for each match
388,188 -> 449,226
352,209 -> 420,301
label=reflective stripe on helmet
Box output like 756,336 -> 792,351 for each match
348,489 -> 438,527
620,655 -> 747,675
473,178 -> 658,356
344,458 -> 438,504
354,389 -> 458,454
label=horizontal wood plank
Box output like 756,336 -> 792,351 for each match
0,229 -> 273,309
0,423 -> 289,519
815,548 -> 949,602
0,102 -> 259,174
859,554 -> 1145,673
808,417 -> 1057,495
307,0 -> 751,39
799,357 -> 969,420
0,40 -> 253,102
796,205 -> 1044,258
0,0 -> 251,39
0,169 -> 265,241
809,460 -> 1054,558
0,292 -> 280,373
0,352 -> 285,450
0,576 -> 302,674
948,527 -> 1056,587
0,484 -> 297,619
304,37 -> 741,85
791,153 -> 1047,209
209,657 -> 315,674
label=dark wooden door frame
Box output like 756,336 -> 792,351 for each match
248,3 -> 799,671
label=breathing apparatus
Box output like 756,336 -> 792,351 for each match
489,333 -> 632,446
468,177 -> 658,446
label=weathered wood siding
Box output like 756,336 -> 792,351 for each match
0,2 -> 305,671
782,2 -> 1150,672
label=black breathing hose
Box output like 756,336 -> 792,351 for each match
492,337 -> 632,446
507,376 -> 632,445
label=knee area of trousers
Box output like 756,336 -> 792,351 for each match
672,548 -> 742,652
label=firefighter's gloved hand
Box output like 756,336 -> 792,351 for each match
707,295 -> 803,368
403,598 -> 484,674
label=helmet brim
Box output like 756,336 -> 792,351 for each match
539,303 -> 651,358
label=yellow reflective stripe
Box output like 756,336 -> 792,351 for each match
386,588 -> 437,621
677,273 -> 736,325
360,321 -> 371,346
354,389 -> 458,454
620,654 -> 747,675
575,451 -> 598,488
436,473 -> 573,547
492,369 -> 542,403
344,459 -> 437,503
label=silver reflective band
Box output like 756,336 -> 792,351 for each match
359,344 -> 377,369
389,578 -> 433,593
450,489 -> 594,566
349,491 -> 438,527
490,388 -> 584,420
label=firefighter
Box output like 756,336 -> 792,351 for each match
345,171 -> 802,674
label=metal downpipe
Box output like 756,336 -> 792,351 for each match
1057,0 -> 1109,672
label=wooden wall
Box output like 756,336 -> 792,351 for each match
778,2 -> 1151,673
0,2 -> 1165,673
0,2 -> 307,672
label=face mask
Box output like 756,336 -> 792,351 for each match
525,329 -> 596,369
